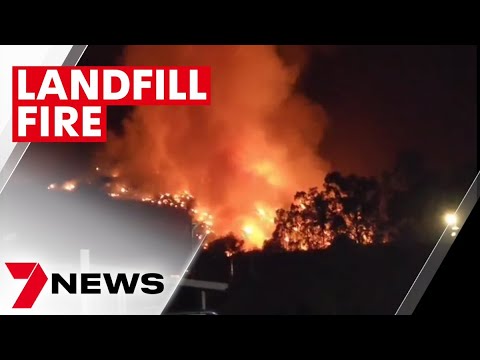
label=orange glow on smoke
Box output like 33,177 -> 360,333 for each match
47,47 -> 382,253
91,45 -> 330,249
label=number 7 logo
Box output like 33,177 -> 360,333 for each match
5,263 -> 48,309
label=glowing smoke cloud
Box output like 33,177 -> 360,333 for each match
96,45 -> 330,248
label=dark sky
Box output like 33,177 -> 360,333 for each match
24,45 -> 477,183
300,45 -> 476,176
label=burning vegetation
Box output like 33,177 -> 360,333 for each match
47,45 -> 461,257
48,168 -> 390,254
272,171 -> 391,250
46,45 -> 400,255
93,45 -> 330,250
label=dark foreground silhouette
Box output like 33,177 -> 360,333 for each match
166,239 -> 431,315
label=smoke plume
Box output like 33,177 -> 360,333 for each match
97,45 -> 330,248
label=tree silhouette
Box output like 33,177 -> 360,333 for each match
264,171 -> 385,251
328,172 -> 381,245
203,161 -> 462,255
204,233 -> 244,257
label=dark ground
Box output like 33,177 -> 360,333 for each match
165,240 -> 431,315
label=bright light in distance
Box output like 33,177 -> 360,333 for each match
444,212 -> 457,226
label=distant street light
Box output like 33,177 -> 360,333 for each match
444,212 -> 460,238
444,212 -> 457,227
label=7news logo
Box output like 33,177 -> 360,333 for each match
4,262 -> 164,309
6,263 -> 48,308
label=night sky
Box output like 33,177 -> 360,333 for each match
22,45 -> 477,183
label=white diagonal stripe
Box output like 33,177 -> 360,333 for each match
396,170 -> 480,314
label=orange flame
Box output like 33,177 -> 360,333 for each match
94,46 -> 330,249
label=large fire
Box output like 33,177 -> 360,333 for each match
48,169 -> 380,252
47,46 -> 383,251
44,46 -> 398,255
91,45 -> 330,249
